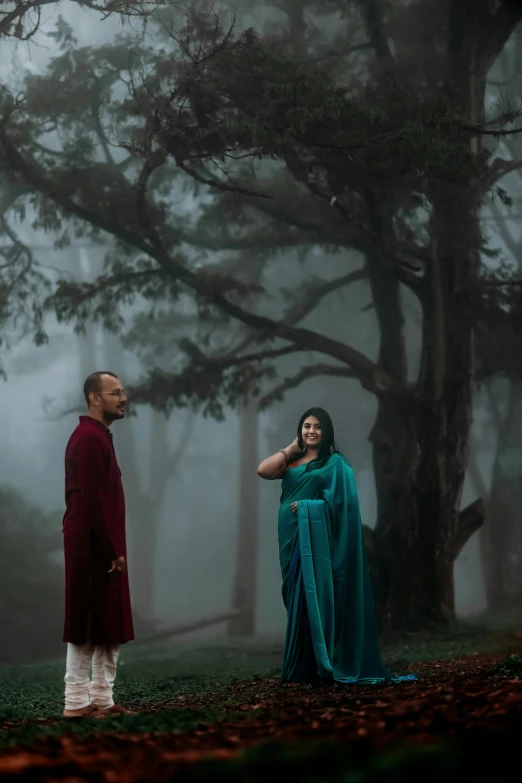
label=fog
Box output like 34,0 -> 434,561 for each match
0,1 -> 520,665
0,243 -> 492,645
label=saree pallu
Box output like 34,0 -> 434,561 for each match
278,453 -> 416,684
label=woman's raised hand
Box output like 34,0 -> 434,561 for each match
286,437 -> 301,456
258,438 -> 302,480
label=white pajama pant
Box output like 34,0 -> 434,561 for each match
64,643 -> 120,710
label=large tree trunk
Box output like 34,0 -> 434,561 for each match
369,371 -> 484,631
367,7 -> 489,631
480,380 -> 522,609
364,205 -> 409,628
368,387 -> 483,631
365,208 -> 480,628
478,27 -> 522,610
228,398 -> 259,635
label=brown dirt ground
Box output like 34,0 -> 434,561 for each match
0,650 -> 521,781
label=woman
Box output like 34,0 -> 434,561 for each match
258,407 -> 415,685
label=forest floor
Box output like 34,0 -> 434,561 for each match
1,609 -> 522,781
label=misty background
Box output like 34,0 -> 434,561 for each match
0,1 -> 520,664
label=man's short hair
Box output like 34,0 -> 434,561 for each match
83,371 -> 118,405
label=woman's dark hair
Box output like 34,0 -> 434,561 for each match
297,407 -> 339,471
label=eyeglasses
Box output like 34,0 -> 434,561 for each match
97,390 -> 127,399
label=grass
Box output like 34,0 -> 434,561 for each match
491,654 -> 522,678
0,637 -> 281,718
0,616 -> 520,749
0,637 -> 283,747
383,614 -> 521,670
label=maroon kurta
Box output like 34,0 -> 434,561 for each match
63,416 -> 134,645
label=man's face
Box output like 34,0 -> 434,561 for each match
91,374 -> 127,422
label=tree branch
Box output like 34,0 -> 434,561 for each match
452,498 -> 486,561
180,342 -> 304,371
305,181 -> 426,291
468,448 -> 489,501
229,177 -> 356,237
489,198 -> 521,260
359,0 -> 397,73
176,161 -> 271,199
0,131 -> 393,394
282,268 -> 368,325
174,271 -> 389,391
0,0 -> 173,40
258,363 -> 356,410
463,123 -> 522,138
179,226 -> 326,253
480,0 -> 522,75
0,0 -> 51,39
313,42 -> 373,63
482,157 -> 522,193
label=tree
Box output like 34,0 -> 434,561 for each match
228,396 -> 259,635
1,1 -> 522,630
125,257 -> 265,634
103,329 -> 195,622
0,0 -> 172,40
470,380 -> 522,610
0,485 -> 63,664
466,23 -> 522,610
0,0 -> 179,372
471,202 -> 522,609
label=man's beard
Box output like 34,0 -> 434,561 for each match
106,409 -> 125,421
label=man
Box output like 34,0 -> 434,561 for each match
62,371 -> 135,718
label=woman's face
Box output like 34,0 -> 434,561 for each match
301,416 -> 322,450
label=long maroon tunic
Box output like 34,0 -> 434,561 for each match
63,416 -> 134,645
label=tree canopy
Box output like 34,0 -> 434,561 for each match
1,1 -> 521,414
0,0 -> 171,40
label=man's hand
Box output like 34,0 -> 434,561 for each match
109,556 -> 127,574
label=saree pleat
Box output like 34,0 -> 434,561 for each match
278,454 -> 416,685
281,542 -> 318,683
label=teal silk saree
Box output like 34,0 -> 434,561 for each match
278,453 -> 416,684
